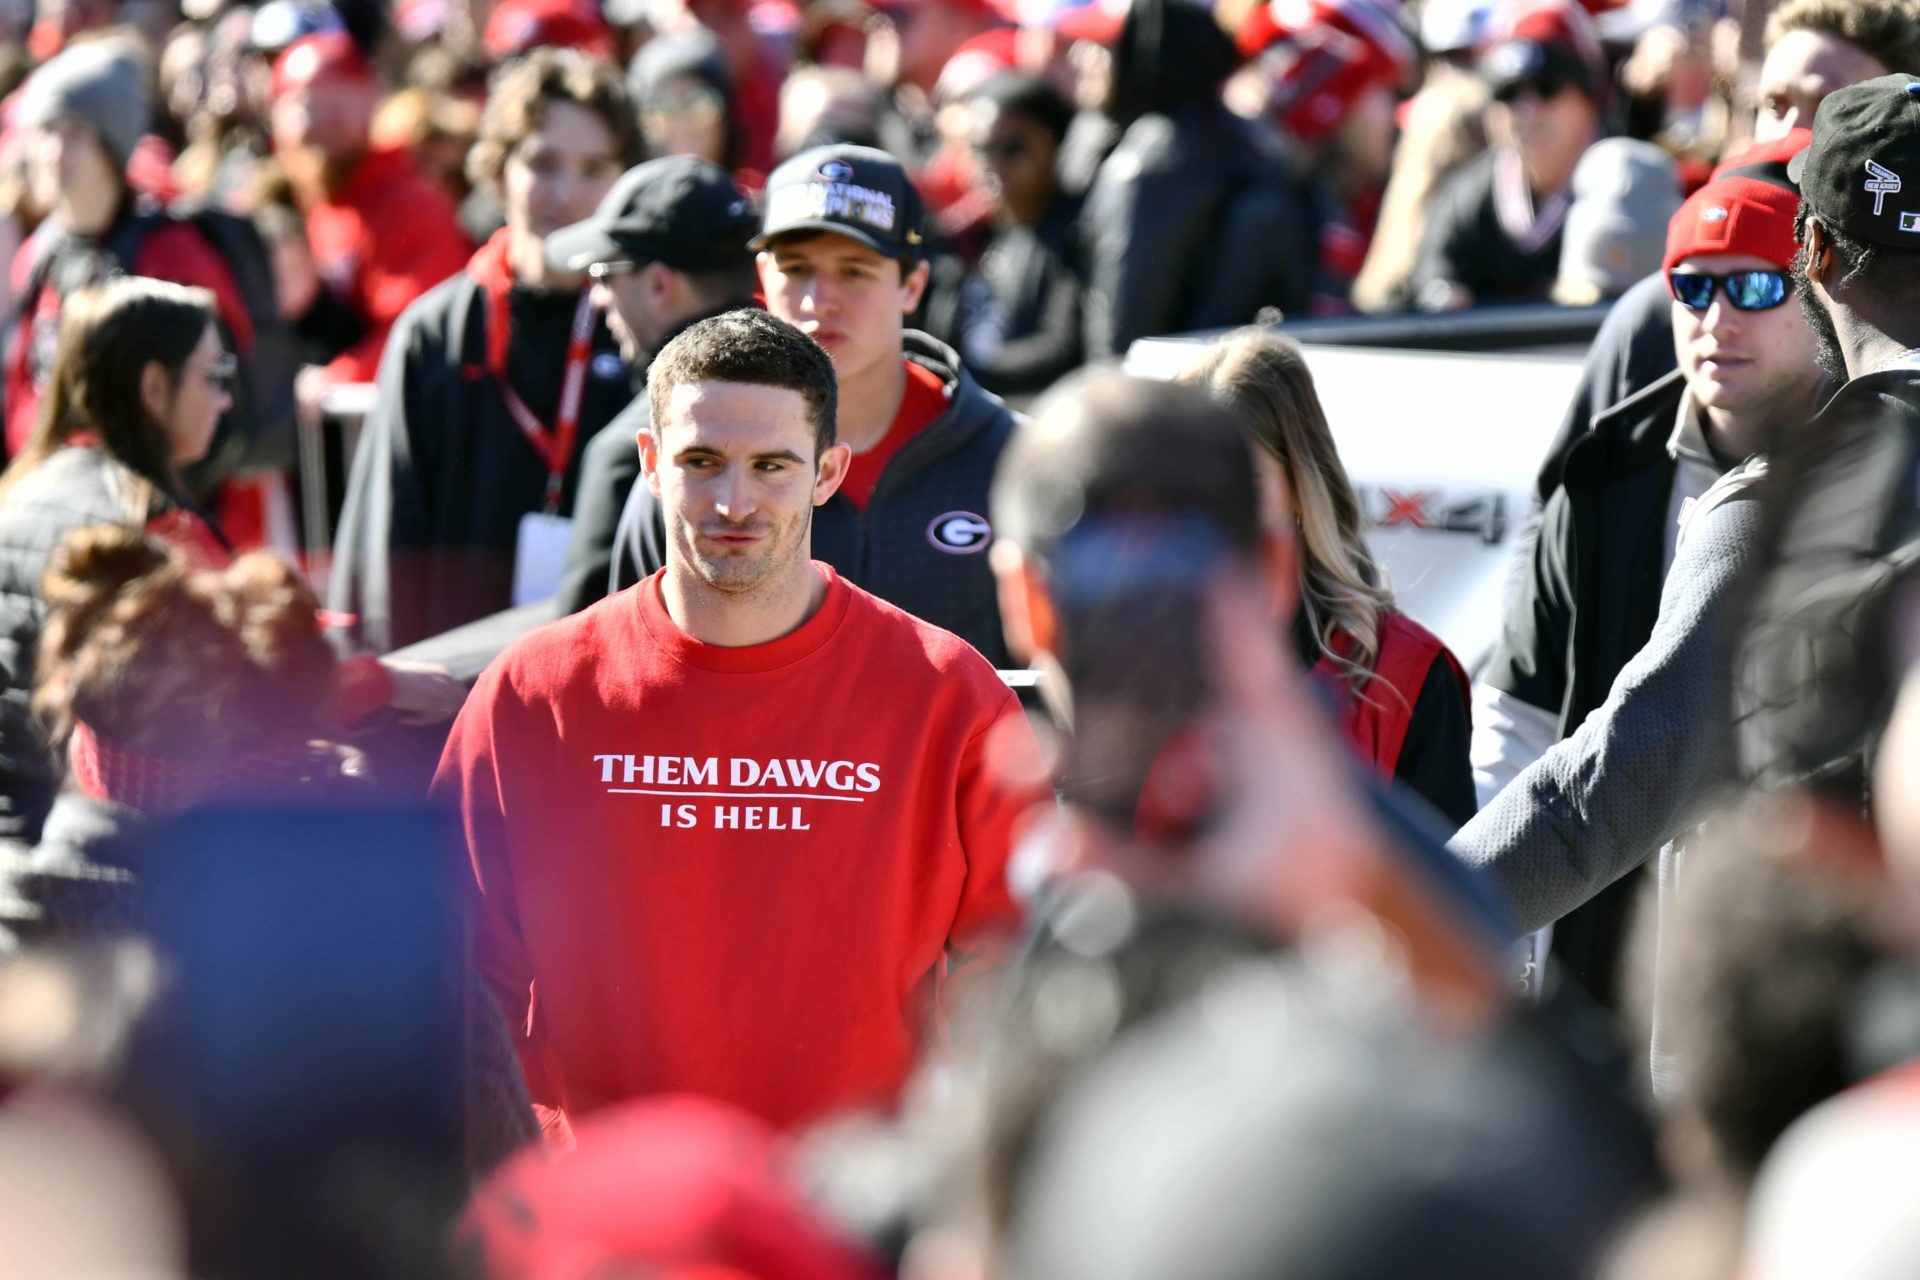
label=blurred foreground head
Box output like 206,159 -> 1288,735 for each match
34,526 -> 337,814
989,371 -> 1270,830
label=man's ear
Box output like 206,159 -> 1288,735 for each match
900,257 -> 931,314
641,260 -> 677,304
640,426 -> 664,499
1262,528 -> 1300,624
1803,217 -> 1836,291
814,441 -> 852,506
990,539 -> 1057,665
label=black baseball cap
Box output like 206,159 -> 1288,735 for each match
1479,37 -> 1594,103
750,144 -> 926,261
1788,73 -> 1920,249
544,154 -> 757,274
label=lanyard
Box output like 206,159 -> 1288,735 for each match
487,285 -> 597,513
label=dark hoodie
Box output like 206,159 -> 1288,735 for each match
327,231 -> 634,654
599,331 -> 1020,666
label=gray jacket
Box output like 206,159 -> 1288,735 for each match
1450,463 -> 1768,935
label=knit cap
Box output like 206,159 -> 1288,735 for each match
20,38 -> 151,173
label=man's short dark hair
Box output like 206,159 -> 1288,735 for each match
1765,0 -> 1920,78
970,71 -> 1075,144
647,309 -> 838,459
992,371 -> 1263,566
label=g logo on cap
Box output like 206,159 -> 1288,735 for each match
928,512 -> 992,554
1703,206 -> 1729,222
818,159 -> 855,183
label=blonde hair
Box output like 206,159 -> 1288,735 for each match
1179,329 -> 1393,680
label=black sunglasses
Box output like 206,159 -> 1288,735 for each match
205,351 -> 238,392
1668,268 -> 1790,312
973,136 -> 1033,163
1493,72 -> 1569,104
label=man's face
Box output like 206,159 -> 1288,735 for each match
970,101 -> 1059,225
29,116 -> 119,216
1672,251 -> 1821,422
1490,76 -> 1596,194
270,75 -> 375,167
1754,30 -> 1887,142
758,232 -> 928,386
1791,232 -> 1850,384
889,0 -> 975,94
643,379 -> 849,599
504,100 -> 623,243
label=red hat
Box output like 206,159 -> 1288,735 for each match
1485,0 -> 1604,97
934,27 -> 1021,100
1710,126 -> 1812,181
483,0 -> 617,61
1662,173 -> 1801,276
1052,0 -> 1129,46
1242,0 -> 1412,142
271,31 -> 374,100
459,1096 -> 886,1280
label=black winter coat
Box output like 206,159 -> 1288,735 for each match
603,332 -> 1020,667
328,270 -> 634,654
0,449 -> 164,843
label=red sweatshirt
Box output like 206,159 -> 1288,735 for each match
435,565 -> 1038,1131
301,146 -> 470,383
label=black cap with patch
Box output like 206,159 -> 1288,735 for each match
1788,73 -> 1920,249
544,154 -> 757,274
751,144 -> 926,262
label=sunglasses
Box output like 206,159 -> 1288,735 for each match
1493,73 -> 1569,104
1667,268 -> 1790,312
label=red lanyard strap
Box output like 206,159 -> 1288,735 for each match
488,286 -> 598,513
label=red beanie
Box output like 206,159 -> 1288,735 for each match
271,32 -> 373,100
1242,0 -> 1413,142
1663,174 -> 1801,275
483,0 -> 616,61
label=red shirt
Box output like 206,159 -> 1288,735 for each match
838,362 -> 950,510
302,146 -> 471,383
435,565 -> 1038,1130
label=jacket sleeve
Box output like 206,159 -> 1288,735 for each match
1079,119 -> 1221,359
1472,485 -> 1577,796
553,414 -> 642,616
431,658 -> 561,1109
1448,489 -> 1765,935
328,305 -> 437,654
1531,273 -> 1676,504
325,190 -> 470,383
1392,657 -> 1478,832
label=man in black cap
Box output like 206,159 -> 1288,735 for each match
1734,72 -> 1920,798
568,143 -> 1021,665
543,155 -> 761,618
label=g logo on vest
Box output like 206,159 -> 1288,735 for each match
928,512 -> 992,554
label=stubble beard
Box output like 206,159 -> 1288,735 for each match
680,506 -> 812,601
1792,249 -> 1850,386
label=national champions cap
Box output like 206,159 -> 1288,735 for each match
1788,73 -> 1920,249
752,144 -> 927,262
544,154 -> 757,274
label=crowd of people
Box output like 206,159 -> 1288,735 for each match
1,0 -> 1919,1273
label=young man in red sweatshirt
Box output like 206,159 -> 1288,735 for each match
435,308 -> 1039,1136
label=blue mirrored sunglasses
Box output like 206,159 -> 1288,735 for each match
1668,268 -> 1789,312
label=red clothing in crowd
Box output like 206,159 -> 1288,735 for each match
837,361 -> 950,510
302,145 -> 470,382
5,221 -> 255,456
1312,610 -> 1468,775
435,564 -> 1037,1131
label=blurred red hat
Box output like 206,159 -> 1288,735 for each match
1710,126 -> 1812,180
1240,0 -> 1412,142
271,31 -> 374,100
460,1096 -> 886,1280
484,0 -> 617,61
1052,0 -> 1129,46
934,28 -> 1021,100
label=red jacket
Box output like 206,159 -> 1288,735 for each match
1313,610 -> 1469,777
301,146 -> 471,383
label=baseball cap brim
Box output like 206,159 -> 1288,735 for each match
544,219 -> 628,274
748,219 -> 915,261
1786,148 -> 1808,185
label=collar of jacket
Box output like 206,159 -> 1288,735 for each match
1562,366 -> 1689,491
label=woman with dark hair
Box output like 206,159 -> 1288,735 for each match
0,277 -> 460,844
329,47 -> 642,653
1181,329 -> 1476,829
1079,0 -> 1320,358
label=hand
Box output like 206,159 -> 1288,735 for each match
295,364 -> 335,430
378,659 -> 467,726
